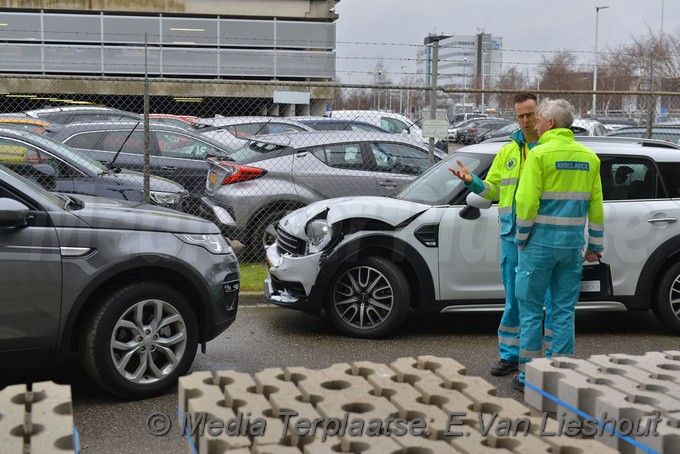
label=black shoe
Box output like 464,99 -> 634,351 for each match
490,359 -> 519,376
511,375 -> 525,393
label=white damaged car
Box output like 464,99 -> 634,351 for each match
266,137 -> 680,338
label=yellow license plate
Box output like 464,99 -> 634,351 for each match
209,171 -> 217,184
266,257 -> 273,268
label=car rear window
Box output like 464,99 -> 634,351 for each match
228,141 -> 288,163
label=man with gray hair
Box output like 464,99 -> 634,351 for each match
512,98 -> 605,392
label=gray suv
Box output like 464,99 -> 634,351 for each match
201,131 -> 442,258
0,165 -> 239,398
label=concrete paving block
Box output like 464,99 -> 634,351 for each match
0,384 -> 30,453
252,444 -> 303,453
336,432 -> 405,453
255,368 -> 320,423
314,392 -> 398,425
28,381 -> 75,453
523,415 -> 619,453
591,395 -> 661,453
185,383 -> 251,451
295,364 -> 381,421
525,358 -> 570,414
667,411 -> 680,427
634,417 -> 680,454
415,355 -> 467,381
301,436 -> 346,454
563,356 -> 680,412
198,433 -> 254,454
448,426 -> 551,454
215,370 -> 291,447
604,352 -> 680,383
178,371 -> 217,413
392,434 -> 461,453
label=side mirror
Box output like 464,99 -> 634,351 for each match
0,198 -> 30,228
466,192 -> 492,209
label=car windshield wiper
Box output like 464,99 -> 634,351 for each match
108,121 -> 141,170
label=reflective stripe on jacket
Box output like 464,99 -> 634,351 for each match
467,129 -> 528,237
515,128 -> 605,251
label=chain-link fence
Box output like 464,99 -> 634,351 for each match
1,75 -> 679,263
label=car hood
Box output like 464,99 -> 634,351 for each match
63,195 -> 218,234
279,196 -> 430,237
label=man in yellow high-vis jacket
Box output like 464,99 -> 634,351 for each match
450,93 -> 552,377
512,98 -> 604,392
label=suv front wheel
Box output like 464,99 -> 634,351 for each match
80,282 -> 199,399
654,262 -> 680,335
326,256 -> 410,339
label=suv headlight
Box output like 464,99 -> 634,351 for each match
175,234 -> 233,254
150,191 -> 185,206
306,220 -> 335,254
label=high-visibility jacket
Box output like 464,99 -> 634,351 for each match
515,128 -> 604,251
467,129 -> 533,238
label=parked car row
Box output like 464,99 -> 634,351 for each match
0,106 -> 449,262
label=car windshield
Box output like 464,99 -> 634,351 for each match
395,152 -> 493,205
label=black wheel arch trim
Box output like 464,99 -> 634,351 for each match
308,234 -> 436,315
56,254 -> 217,360
635,236 -> 680,296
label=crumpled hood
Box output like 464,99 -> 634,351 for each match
278,196 -> 430,238
66,195 -> 218,234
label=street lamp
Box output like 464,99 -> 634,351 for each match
592,5 -> 609,116
462,57 -> 468,113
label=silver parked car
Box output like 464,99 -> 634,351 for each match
265,136 -> 680,338
200,131 -> 445,258
191,115 -> 315,150
0,164 -> 239,398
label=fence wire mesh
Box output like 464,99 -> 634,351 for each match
1,75 -> 679,263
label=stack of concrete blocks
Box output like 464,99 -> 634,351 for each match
0,381 -> 77,453
179,355 -> 617,453
526,350 -> 680,454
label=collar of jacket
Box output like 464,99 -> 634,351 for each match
509,128 -> 528,146
538,127 -> 575,144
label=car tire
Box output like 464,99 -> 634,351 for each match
326,256 -> 410,339
653,262 -> 680,335
79,282 -> 199,399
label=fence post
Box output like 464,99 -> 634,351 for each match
143,33 -> 150,204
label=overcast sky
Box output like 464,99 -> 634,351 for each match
335,0 -> 680,83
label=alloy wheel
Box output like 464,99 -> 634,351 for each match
332,265 -> 395,330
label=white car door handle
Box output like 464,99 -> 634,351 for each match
648,217 -> 677,223
379,181 -> 399,188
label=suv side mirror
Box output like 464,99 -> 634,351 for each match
466,192 -> 492,209
0,198 -> 30,228
459,192 -> 492,220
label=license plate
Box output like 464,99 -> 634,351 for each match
266,257 -> 273,268
209,171 -> 217,184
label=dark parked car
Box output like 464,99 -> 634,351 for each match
45,121 -> 235,213
0,164 -> 239,398
456,119 -> 514,144
0,127 -> 186,209
477,122 -> 519,142
24,106 -> 142,124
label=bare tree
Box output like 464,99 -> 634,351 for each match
496,66 -> 531,115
